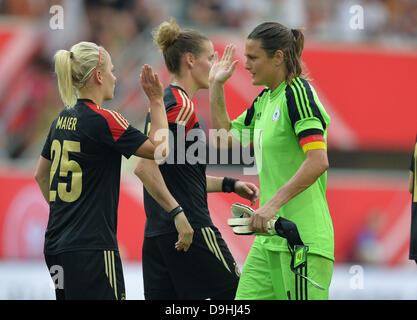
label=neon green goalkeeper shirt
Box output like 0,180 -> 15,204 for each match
230,77 -> 334,261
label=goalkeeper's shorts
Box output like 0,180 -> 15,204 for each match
235,239 -> 333,300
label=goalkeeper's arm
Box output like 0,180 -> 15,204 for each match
249,149 -> 328,233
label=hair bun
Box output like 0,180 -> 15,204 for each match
152,18 -> 180,52
291,28 -> 299,39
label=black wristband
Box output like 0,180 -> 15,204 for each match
168,206 -> 183,219
222,177 -> 238,193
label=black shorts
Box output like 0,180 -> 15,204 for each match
142,226 -> 240,300
44,250 -> 125,300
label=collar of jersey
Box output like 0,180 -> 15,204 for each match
78,98 -> 100,109
78,98 -> 97,105
268,80 -> 286,100
169,84 -> 190,99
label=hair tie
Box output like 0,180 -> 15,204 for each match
69,51 -> 74,59
93,47 -> 102,71
86,47 -> 102,82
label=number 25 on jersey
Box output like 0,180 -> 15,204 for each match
49,139 -> 82,203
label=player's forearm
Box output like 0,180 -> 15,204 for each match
148,99 -> 169,151
209,81 -> 231,131
206,175 -> 224,193
134,159 -> 178,212
35,176 -> 50,203
265,150 -> 329,215
34,156 -> 51,203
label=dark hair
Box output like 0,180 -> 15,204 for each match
248,22 -> 306,84
152,18 -> 208,75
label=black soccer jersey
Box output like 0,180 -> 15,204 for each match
41,99 -> 148,254
143,85 -> 214,237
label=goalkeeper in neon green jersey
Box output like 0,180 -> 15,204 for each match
209,22 -> 334,300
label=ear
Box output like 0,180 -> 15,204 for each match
273,50 -> 284,67
184,52 -> 195,69
94,70 -> 104,85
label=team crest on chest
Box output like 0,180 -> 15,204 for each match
272,106 -> 280,122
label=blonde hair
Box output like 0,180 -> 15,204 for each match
152,18 -> 208,75
54,41 -> 108,107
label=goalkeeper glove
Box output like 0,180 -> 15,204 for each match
227,203 -> 277,236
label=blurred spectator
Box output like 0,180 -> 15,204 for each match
273,0 -> 307,29
305,0 -> 335,36
363,0 -> 389,38
3,55 -> 58,158
384,0 -> 417,39
0,0 -> 53,18
187,0 -> 227,27
84,0 -> 163,57
350,208 -> 386,264
186,0 -> 273,29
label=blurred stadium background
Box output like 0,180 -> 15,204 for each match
0,0 -> 416,300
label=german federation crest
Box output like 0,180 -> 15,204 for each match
272,106 -> 280,122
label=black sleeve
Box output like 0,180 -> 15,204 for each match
96,112 -> 148,159
41,125 -> 53,160
111,125 -> 148,159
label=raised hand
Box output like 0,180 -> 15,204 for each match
209,44 -> 239,85
140,64 -> 164,102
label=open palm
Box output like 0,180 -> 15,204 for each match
209,44 -> 239,84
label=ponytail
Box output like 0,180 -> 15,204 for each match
54,50 -> 77,107
291,28 -> 304,59
286,28 -> 305,84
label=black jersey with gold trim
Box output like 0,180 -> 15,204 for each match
41,99 -> 148,254
143,85 -> 214,237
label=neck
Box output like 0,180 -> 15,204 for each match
78,87 -> 104,107
268,67 -> 287,91
171,73 -> 199,99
